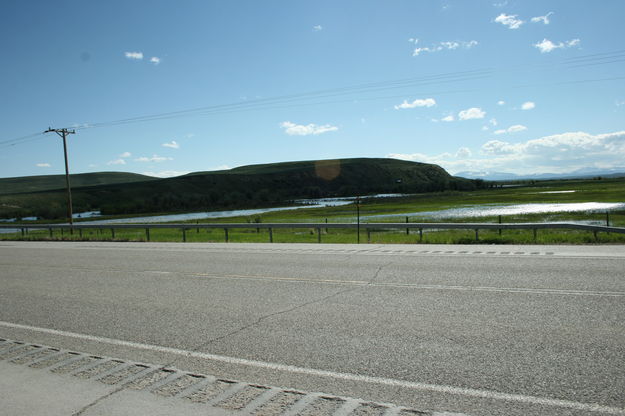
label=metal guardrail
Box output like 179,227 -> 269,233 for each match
1,222 -> 624,243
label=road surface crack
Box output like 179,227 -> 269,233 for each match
367,261 -> 391,285
180,261 -> 392,354
71,387 -> 123,416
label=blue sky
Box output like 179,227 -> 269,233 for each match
1,0 -> 624,178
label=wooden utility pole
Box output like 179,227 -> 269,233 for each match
44,128 -> 75,226
356,196 -> 360,244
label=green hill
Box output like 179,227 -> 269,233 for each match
0,158 -> 484,220
0,172 -> 157,195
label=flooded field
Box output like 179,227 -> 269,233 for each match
366,202 -> 625,221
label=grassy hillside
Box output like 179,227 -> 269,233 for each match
0,172 -> 157,195
0,158 -> 485,220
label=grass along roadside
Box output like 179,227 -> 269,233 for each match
3,224 -> 625,244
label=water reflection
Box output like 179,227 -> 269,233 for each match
2,200 -> 623,233
72,193 -> 407,224
367,202 -> 625,220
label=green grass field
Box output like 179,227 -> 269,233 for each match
4,225 -> 625,244
2,177 -> 625,244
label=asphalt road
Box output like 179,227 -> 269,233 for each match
1,241 -> 624,416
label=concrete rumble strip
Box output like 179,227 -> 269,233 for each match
0,337 -> 466,416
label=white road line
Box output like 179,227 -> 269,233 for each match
4,261 -> 621,297
1,321 -> 623,415
193,273 -> 625,297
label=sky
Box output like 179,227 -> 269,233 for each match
1,0 -> 624,179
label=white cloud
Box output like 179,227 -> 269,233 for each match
280,121 -> 338,136
455,147 -> 472,158
141,170 -> 189,178
534,38 -> 580,53
88,164 -> 97,168
497,100 -> 505,106
616,100 -> 625,107
209,165 -> 231,171
507,124 -> 528,133
440,41 -> 460,50
441,115 -> 455,122
389,130 -> 625,175
150,56 -> 161,65
107,159 -> 126,165
388,152 -> 442,163
494,13 -> 524,29
395,98 -> 436,109
119,152 -> 131,158
493,1 -> 508,7
36,163 -> 51,168
494,124 -> 528,135
124,51 -> 143,60
313,25 -> 323,31
162,140 -> 180,149
521,101 -> 536,110
531,12 -> 553,24
482,126 -> 490,131
408,38 -> 419,44
458,107 -> 486,120
489,118 -> 498,126
413,40 -> 478,56
134,155 -> 173,163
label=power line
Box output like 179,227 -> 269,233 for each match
0,132 -> 45,147
79,69 -> 494,130
1,49 -> 624,150
68,50 -> 625,130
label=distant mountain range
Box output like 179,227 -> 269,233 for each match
455,168 -> 625,181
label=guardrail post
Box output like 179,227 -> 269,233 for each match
196,221 -> 199,233
21,228 -> 24,237
79,228 -> 83,238
367,229 -> 371,243
533,228 -> 537,241
419,228 -> 423,242
317,228 -> 321,243
61,228 -> 64,237
182,228 -> 186,242
606,212 -> 610,227
111,228 -> 115,239
406,217 -> 409,235
594,230 -> 598,241
224,228 -> 229,242
498,215 -> 502,236
325,218 -> 328,233
269,227 -> 273,243
49,227 -> 53,238
475,229 -> 479,241
145,228 -> 150,241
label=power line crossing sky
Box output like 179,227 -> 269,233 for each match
1,0 -> 624,178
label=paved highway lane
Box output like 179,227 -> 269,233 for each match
1,241 -> 624,415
